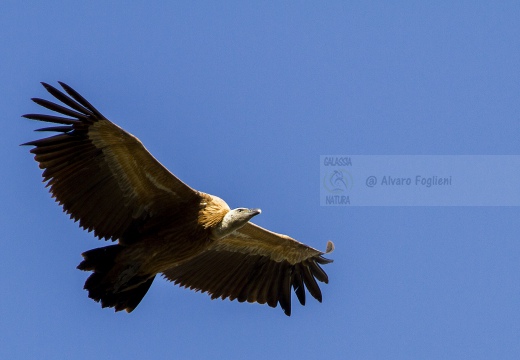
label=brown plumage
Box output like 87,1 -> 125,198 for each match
22,82 -> 334,316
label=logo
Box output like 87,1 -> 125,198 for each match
323,169 -> 352,193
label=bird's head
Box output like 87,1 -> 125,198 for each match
228,207 -> 262,224
212,208 -> 261,239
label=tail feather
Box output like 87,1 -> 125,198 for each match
77,245 -> 155,312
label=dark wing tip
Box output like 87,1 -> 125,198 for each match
40,82 -> 63,98
22,113 -> 78,125
34,126 -> 72,132
308,260 -> 329,284
292,271 -> 306,306
57,81 -> 71,91
57,81 -> 104,119
279,269 -> 292,316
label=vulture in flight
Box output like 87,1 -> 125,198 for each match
22,82 -> 334,316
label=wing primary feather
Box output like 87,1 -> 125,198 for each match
292,268 -> 306,306
58,81 -> 104,119
31,98 -> 90,120
22,114 -> 78,125
22,133 -> 76,147
301,265 -> 322,302
307,260 -> 329,283
34,126 -> 73,133
315,255 -> 334,265
279,265 -> 292,316
41,82 -> 95,116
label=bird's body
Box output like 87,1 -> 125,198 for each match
23,82 -> 333,316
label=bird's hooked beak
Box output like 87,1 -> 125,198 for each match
240,208 -> 261,222
249,208 -> 262,217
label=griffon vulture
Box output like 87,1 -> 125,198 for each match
22,82 -> 334,316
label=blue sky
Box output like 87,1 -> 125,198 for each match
2,2 -> 520,359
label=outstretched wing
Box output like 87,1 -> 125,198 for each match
162,222 -> 334,316
23,82 -> 200,242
